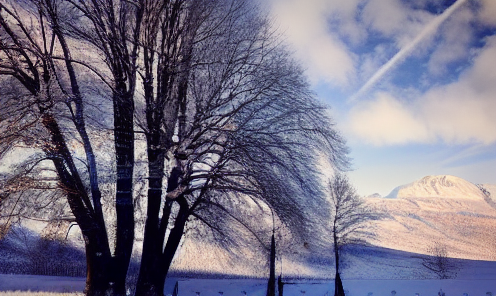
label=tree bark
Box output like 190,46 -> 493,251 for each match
111,85 -> 135,295
277,275 -> 283,296
135,131 -> 167,296
334,226 -> 344,296
41,112 -> 112,296
83,232 -> 112,296
335,272 -> 345,296
158,194 -> 189,292
135,192 -> 188,296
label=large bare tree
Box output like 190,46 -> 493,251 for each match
1,1 -> 349,296
0,0 -> 140,294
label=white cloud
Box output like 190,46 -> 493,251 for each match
353,0 -> 468,100
269,0 -> 359,86
349,92 -> 430,145
480,0 -> 496,26
362,0 -> 434,48
427,5 -> 474,76
268,0 -> 495,148
348,36 -> 496,146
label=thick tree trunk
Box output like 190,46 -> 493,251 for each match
111,87 -> 135,295
42,112 -> 112,296
157,195 -> 189,292
134,186 -> 164,296
267,233 -> 276,296
135,132 -> 167,296
84,234 -> 112,296
135,194 -> 188,296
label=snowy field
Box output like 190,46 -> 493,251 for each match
1,244 -> 495,295
1,274 -> 495,296
163,278 -> 496,296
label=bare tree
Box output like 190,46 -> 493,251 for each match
0,0 -> 139,294
422,242 -> 459,279
1,1 -> 349,296
328,173 -> 378,296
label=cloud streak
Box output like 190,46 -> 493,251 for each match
351,0 -> 469,101
348,35 -> 496,146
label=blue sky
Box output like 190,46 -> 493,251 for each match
266,0 -> 496,196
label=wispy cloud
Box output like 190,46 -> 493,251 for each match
348,36 -> 496,146
351,0 -> 469,101
269,0 -> 360,86
268,0 -> 496,148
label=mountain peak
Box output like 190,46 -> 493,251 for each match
385,175 -> 484,200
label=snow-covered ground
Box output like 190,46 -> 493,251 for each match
1,175 -> 495,295
1,250 -> 496,296
0,274 -> 84,293
1,275 -> 495,296
164,278 -> 496,296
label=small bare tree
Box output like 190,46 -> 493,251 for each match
422,242 -> 458,279
328,173 -> 379,296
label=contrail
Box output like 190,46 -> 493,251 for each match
350,0 -> 468,102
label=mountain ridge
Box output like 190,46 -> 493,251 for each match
384,175 -> 492,201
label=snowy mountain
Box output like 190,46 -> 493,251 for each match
367,175 -> 496,261
384,175 -> 489,200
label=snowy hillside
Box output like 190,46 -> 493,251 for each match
1,174 -> 495,279
368,175 -> 496,261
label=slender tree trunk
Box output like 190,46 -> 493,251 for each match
334,272 -> 345,296
334,232 -> 339,279
267,233 -> 276,296
333,228 -> 344,296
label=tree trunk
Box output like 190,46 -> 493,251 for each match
277,274 -> 283,296
135,194 -> 188,296
42,113 -> 112,296
334,272 -> 345,296
84,236 -> 112,296
333,229 -> 344,296
134,185 -> 164,296
157,194 -> 189,293
111,87 -> 135,295
267,233 -> 276,296
135,131 -> 167,296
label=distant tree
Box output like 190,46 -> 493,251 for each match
422,242 -> 458,279
328,173 -> 378,296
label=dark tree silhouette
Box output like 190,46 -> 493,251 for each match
422,242 -> 459,279
1,1 -> 349,295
